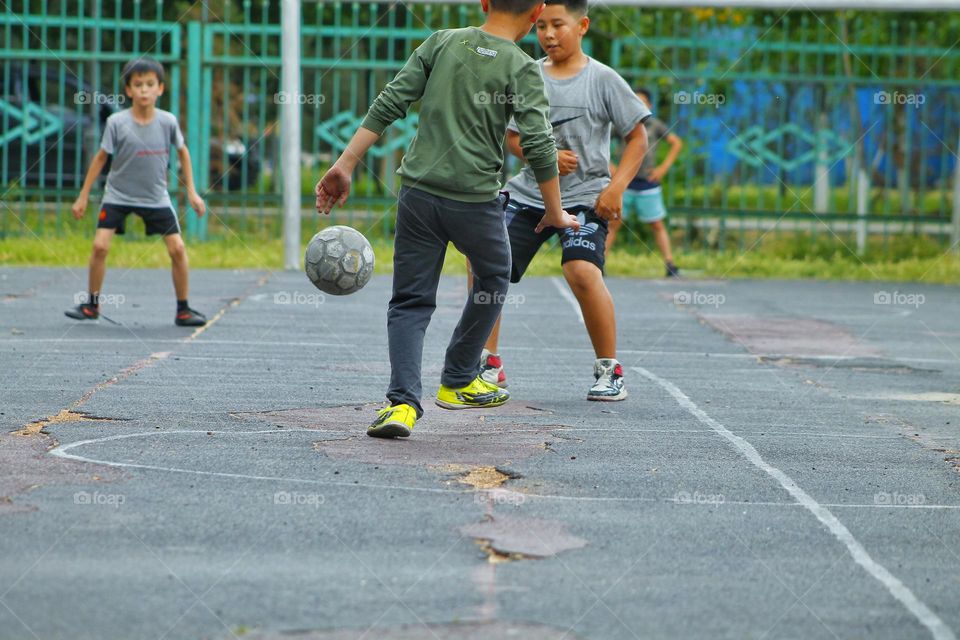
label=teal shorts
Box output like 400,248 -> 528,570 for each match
624,187 -> 667,223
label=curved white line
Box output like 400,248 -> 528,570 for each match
47,430 -> 960,512
634,365 -> 956,640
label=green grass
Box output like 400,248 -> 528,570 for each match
3,230 -> 957,284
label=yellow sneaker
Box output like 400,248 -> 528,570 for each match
367,404 -> 417,438
435,375 -> 510,410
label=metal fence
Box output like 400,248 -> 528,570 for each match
2,1 -> 959,254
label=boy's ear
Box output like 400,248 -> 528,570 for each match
480,0 -> 489,13
531,2 -> 546,22
579,14 -> 590,35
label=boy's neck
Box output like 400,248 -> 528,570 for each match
545,49 -> 589,76
480,13 -> 529,42
130,103 -> 156,122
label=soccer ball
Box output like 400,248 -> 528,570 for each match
304,226 -> 375,295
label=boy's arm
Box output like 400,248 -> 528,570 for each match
315,128 -> 380,214
595,123 -> 647,220
505,130 -> 523,160
71,149 -> 109,219
316,37 -> 433,214
176,146 -> 206,217
360,35 -> 434,136
506,130 -> 578,176
648,133 -> 683,183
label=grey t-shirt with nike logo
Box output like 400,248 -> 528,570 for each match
506,57 -> 650,209
100,108 -> 184,208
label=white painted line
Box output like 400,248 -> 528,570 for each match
633,365 -> 956,640
551,277 -> 584,325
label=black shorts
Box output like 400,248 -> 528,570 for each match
97,203 -> 181,236
505,201 -> 607,283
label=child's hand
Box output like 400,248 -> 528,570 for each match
535,209 -> 580,234
647,165 -> 667,183
71,196 -> 88,220
188,192 -> 206,217
594,186 -> 623,221
315,164 -> 352,215
558,149 -> 578,176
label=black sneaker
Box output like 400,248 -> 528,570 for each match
65,303 -> 99,321
175,307 -> 207,327
665,262 -> 680,278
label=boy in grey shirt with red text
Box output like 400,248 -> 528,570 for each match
67,57 -> 207,326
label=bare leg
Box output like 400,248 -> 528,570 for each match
562,260 -> 615,359
164,233 -> 189,300
605,217 -> 622,255
88,228 -> 114,297
650,220 -> 674,264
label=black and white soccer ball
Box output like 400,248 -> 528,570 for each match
304,226 -> 375,295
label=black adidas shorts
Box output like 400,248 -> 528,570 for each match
504,201 -> 608,283
97,203 -> 181,236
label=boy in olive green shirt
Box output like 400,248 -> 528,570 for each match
315,0 -> 579,438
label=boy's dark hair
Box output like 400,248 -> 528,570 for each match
634,87 -> 652,101
489,0 -> 547,14
544,0 -> 588,16
122,57 -> 165,86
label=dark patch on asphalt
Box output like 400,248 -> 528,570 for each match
759,355 -> 940,374
0,430 -> 123,515
228,622 -> 583,639
700,314 -> 883,358
235,403 -> 566,467
460,514 -> 588,560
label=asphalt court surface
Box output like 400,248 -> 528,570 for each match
1,266 -> 959,640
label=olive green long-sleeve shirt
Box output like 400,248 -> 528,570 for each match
361,26 -> 558,203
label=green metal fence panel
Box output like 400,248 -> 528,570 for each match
2,2 -> 959,257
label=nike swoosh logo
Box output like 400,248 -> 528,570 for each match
550,115 -> 583,128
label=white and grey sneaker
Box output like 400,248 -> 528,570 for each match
588,358 -> 627,401
479,348 -> 508,388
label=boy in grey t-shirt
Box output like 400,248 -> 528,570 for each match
66,57 -> 207,326
475,0 -> 650,401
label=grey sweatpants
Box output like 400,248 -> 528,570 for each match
387,186 -> 511,417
